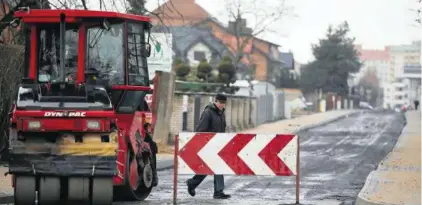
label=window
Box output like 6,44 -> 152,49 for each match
116,91 -> 148,113
127,22 -> 149,86
194,51 -> 205,61
86,23 -> 124,85
37,24 -> 79,83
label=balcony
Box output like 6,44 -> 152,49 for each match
393,91 -> 406,97
402,64 -> 421,79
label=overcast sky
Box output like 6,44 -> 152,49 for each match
83,0 -> 422,63
143,0 -> 422,63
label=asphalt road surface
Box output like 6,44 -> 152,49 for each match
0,110 -> 406,205
122,111 -> 406,205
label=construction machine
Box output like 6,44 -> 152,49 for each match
7,8 -> 159,205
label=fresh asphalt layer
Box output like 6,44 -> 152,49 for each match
121,110 -> 405,205
0,110 -> 406,205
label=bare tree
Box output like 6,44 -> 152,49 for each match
222,0 -> 292,75
415,0 -> 421,26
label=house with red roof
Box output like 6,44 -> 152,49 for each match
149,0 -> 282,82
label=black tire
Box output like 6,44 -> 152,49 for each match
113,148 -> 152,201
91,178 -> 113,205
14,176 -> 36,205
38,177 -> 61,205
68,177 -> 90,202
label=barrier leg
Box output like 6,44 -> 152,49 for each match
295,136 -> 300,204
173,135 -> 179,205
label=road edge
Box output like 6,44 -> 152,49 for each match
355,111 -> 416,205
156,159 -> 174,171
293,110 -> 364,134
0,196 -> 12,204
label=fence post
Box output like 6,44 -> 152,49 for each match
296,135 -> 300,204
173,135 -> 179,205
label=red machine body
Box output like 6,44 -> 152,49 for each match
8,9 -> 158,205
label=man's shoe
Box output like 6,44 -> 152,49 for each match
186,179 -> 195,197
213,192 -> 231,199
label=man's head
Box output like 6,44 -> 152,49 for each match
214,94 -> 227,110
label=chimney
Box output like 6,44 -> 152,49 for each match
228,17 -> 252,35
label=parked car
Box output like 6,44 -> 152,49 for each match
359,101 -> 373,110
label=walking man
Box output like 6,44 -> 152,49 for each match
414,100 -> 419,110
186,94 -> 231,199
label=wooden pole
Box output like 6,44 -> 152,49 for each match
172,135 -> 179,205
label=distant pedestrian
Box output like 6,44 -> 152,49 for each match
414,100 -> 419,110
186,94 -> 231,199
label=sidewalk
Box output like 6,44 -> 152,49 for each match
356,110 -> 421,205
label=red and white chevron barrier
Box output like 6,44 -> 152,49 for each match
172,132 -> 301,204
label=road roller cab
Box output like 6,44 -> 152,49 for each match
8,8 -> 156,205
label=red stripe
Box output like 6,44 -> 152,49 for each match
258,134 -> 295,176
179,133 -> 215,175
29,25 -> 37,80
76,25 -> 86,84
218,134 -> 255,175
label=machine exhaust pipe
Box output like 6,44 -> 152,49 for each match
59,13 -> 66,83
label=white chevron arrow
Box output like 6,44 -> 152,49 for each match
198,133 -> 236,175
238,134 -> 277,176
277,135 -> 298,175
177,132 -> 196,175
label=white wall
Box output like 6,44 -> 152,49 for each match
186,42 -> 212,67
357,60 -> 390,85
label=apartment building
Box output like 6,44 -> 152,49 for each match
388,41 -> 421,106
355,45 -> 391,84
383,79 -> 410,108
356,41 -> 421,108
388,40 -> 421,79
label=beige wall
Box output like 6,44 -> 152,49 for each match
168,93 -> 258,141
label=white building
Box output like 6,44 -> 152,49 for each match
383,80 -> 409,108
356,41 -> 422,108
402,64 -> 421,105
388,41 -> 421,80
388,41 -> 421,106
355,45 -> 391,85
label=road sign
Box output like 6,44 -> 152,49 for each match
148,33 -> 173,80
173,132 -> 300,204
177,133 -> 298,176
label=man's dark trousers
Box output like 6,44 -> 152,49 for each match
188,101 -> 227,196
189,174 -> 224,193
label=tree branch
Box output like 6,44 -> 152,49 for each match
80,0 -> 87,9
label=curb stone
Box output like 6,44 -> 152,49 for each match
355,111 -> 419,205
156,159 -> 174,171
0,196 -> 12,204
315,199 -> 346,205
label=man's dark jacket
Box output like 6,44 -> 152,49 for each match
195,103 -> 226,133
